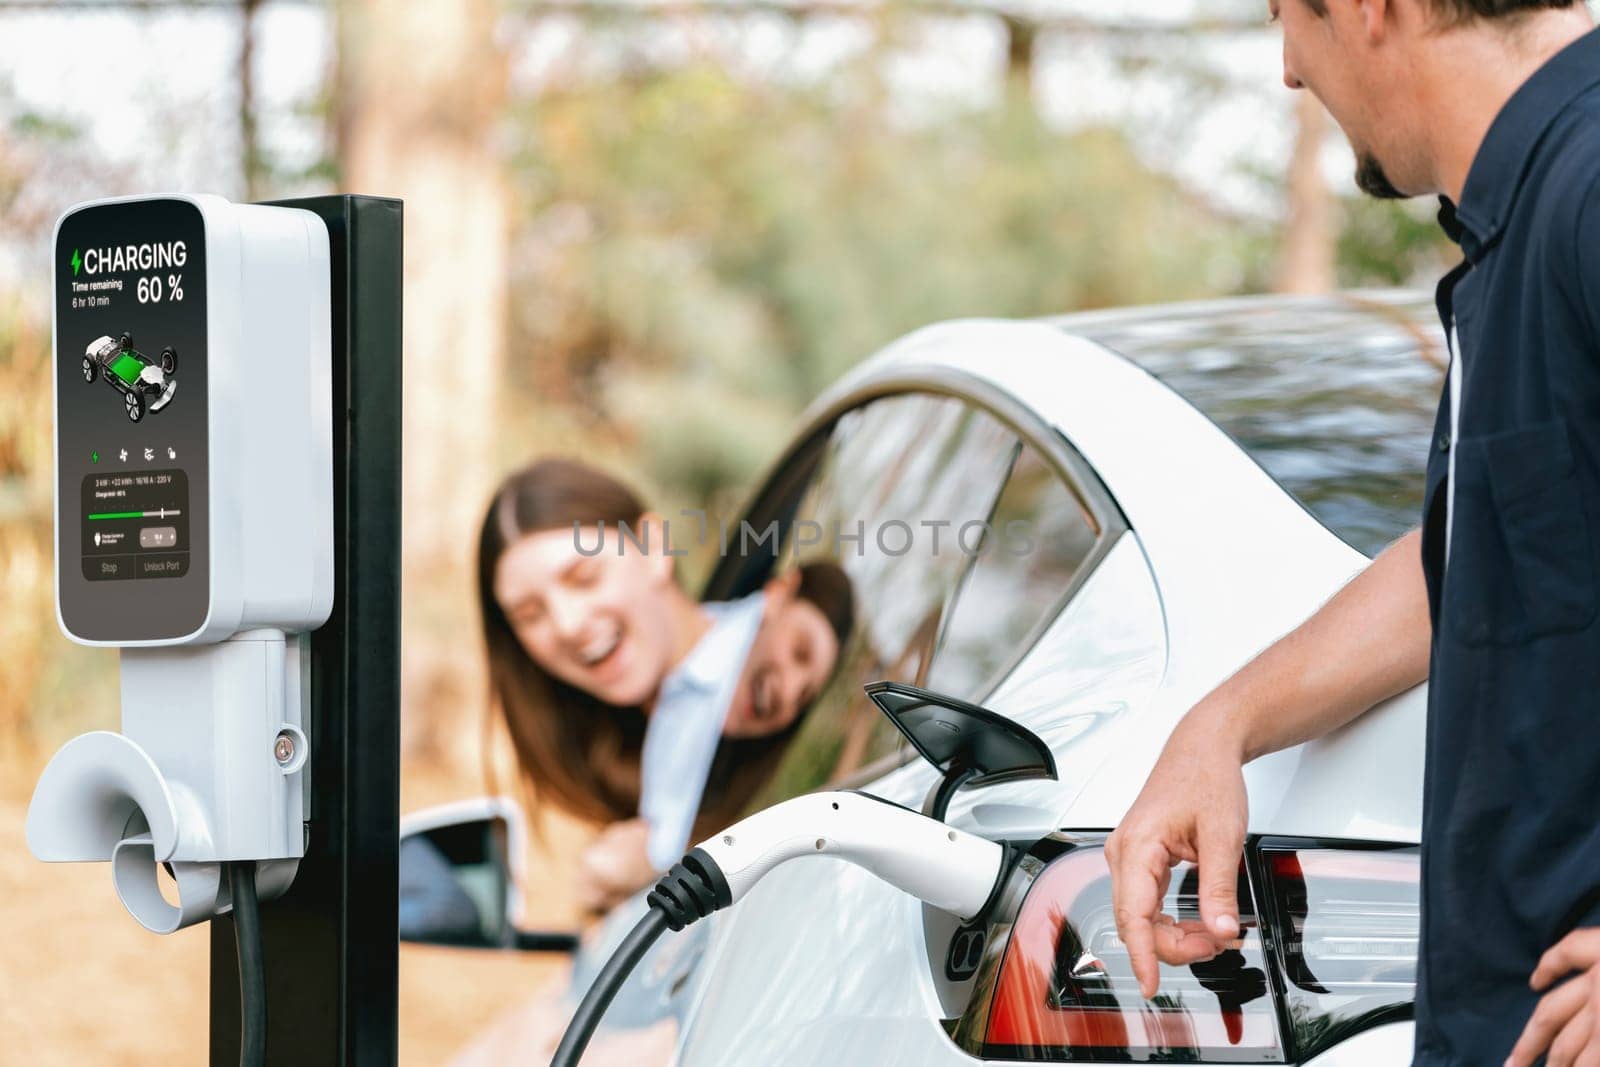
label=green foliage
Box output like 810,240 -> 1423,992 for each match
505,64 -> 1271,507
1337,194 -> 1457,288
0,90 -> 120,762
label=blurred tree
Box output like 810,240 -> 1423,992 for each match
502,60 -> 1270,515
1337,195 -> 1456,288
336,0 -> 511,763
239,0 -> 265,201
1278,91 -> 1336,293
1002,14 -> 1038,102
0,94 -> 121,763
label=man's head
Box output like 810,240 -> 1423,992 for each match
1271,0 -> 1589,199
722,561 -> 856,740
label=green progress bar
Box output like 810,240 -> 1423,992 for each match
88,509 -> 182,520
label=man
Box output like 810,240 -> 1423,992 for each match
1106,2 -> 1600,1064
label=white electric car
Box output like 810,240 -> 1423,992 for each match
405,292 -> 1444,1065
667,292 -> 1444,1066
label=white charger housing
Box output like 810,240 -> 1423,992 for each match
29,194 -> 335,933
51,192 -> 333,646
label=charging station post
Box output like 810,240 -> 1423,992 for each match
205,195 -> 403,1065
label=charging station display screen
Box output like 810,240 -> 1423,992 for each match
55,199 -> 209,641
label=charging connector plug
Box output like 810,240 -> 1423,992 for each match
551,790 -> 1009,1065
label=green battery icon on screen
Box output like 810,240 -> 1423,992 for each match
81,333 -> 179,424
109,353 -> 144,386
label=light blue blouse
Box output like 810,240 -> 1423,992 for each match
638,592 -> 765,869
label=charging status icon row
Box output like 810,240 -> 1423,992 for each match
92,446 -> 177,464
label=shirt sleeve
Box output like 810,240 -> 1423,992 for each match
638,710 -> 701,869
641,783 -> 697,871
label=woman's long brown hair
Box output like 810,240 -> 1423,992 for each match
478,458 -> 650,827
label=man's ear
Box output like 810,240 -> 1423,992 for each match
1352,0 -> 1392,42
762,568 -> 802,606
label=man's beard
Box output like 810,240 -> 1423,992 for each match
1355,152 -> 1407,200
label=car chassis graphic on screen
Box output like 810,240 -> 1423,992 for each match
81,332 -> 179,423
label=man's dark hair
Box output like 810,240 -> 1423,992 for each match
796,560 -> 855,652
1302,0 -> 1582,21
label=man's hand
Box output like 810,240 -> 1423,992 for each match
1506,928 -> 1600,1067
576,818 -> 659,915
1106,717 -> 1249,999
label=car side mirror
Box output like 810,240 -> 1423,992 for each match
399,798 -> 520,949
398,797 -> 576,953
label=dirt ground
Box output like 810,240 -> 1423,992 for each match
0,762 -> 592,1066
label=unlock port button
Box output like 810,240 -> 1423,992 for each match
139,526 -> 178,549
137,553 -> 188,579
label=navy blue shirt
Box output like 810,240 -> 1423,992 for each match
1416,28 -> 1600,1066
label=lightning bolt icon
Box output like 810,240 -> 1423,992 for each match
71,249 -> 82,277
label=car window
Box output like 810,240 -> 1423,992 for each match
746,391 -> 1110,806
924,441 -> 1101,698
1067,298 -> 1443,557
752,393 -> 1013,802
813,395 -> 1018,677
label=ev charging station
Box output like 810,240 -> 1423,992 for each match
20,191 -> 1041,1067
25,194 -> 402,1064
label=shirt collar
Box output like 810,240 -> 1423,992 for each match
663,591 -> 766,695
1451,26 -> 1600,261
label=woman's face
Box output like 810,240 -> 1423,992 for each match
493,522 -> 679,707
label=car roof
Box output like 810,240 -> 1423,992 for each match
1043,291 -> 1446,557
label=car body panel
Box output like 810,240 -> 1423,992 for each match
675,862 -> 960,1065
1300,1022 -> 1415,1066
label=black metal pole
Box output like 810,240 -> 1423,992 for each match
210,194 -> 403,1066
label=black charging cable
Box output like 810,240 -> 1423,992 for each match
549,909 -> 668,1064
550,850 -> 730,1066
227,861 -> 267,1067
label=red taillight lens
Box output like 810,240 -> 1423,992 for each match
1256,841 -> 1418,1062
978,844 -> 1283,1062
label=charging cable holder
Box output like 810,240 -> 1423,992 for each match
31,631 -> 309,931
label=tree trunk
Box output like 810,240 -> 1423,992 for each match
337,0 -> 510,767
239,0 -> 263,200
1277,90 -> 1335,294
1002,15 -> 1037,107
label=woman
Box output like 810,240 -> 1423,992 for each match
478,457 -> 852,905
458,457 -> 853,1065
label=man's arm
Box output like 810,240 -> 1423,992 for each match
1106,529 -> 1432,998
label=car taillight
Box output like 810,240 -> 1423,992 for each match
971,841 -> 1282,1062
954,836 -> 1419,1063
1255,839 -> 1418,1062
